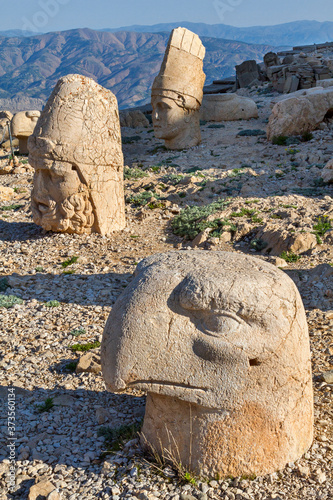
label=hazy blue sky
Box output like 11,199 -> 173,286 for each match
3,0 -> 333,32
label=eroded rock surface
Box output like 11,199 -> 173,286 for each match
102,251 -> 313,478
29,74 -> 126,236
267,87 -> 333,140
200,94 -> 258,122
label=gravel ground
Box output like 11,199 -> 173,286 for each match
0,86 -> 332,499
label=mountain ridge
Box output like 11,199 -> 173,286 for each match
102,20 -> 333,47
0,28 -> 280,111
2,20 -> 333,47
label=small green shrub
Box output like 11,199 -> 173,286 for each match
251,214 -> 264,224
45,300 -> 60,308
230,208 -> 255,218
183,471 -> 197,485
270,213 -> 283,220
98,422 -> 142,454
171,200 -> 229,240
124,167 -> 148,180
64,361 -> 78,372
280,251 -> 301,263
70,328 -> 86,337
245,199 -> 260,205
250,239 -> 268,251
301,131 -> 314,142
208,123 -> 225,129
70,341 -> 101,352
36,398 -> 54,413
230,208 -> 263,224
126,191 -> 158,206
237,129 -> 266,137
150,165 -> 160,173
122,135 -> 141,144
35,266 -> 45,273
186,166 -> 203,174
0,277 -> 9,292
61,256 -> 79,268
313,216 -> 332,242
313,177 -> 327,188
229,168 -> 247,178
148,201 -> 165,210
149,144 -> 167,154
286,148 -> 300,155
162,173 -> 184,185
0,294 -> 23,309
0,204 -> 22,211
272,136 -> 288,146
286,137 -> 301,146
281,204 -> 297,209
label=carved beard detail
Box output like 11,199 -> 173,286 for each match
32,188 -> 94,234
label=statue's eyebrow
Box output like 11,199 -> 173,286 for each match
178,282 -> 273,321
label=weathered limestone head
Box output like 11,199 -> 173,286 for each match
151,28 -> 206,150
102,251 -> 313,478
11,110 -> 41,154
28,74 -> 126,235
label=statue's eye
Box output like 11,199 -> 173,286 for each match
201,313 -> 243,337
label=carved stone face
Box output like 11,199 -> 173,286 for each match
31,160 -> 94,234
11,110 -> 41,139
102,251 -> 309,410
152,96 -> 188,140
151,95 -> 200,150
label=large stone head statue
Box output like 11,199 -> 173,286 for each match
28,74 -> 126,235
102,251 -> 313,478
11,110 -> 41,155
151,28 -> 206,150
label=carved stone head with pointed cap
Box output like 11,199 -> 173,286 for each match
28,74 -> 126,235
151,28 -> 206,150
102,251 -> 313,478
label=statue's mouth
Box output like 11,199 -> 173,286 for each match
38,202 -> 52,213
127,379 -> 208,395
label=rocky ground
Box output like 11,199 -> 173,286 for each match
0,85 -> 332,499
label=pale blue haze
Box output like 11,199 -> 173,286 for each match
2,0 -> 333,32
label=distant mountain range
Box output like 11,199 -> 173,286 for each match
0,28 -> 279,111
2,20 -> 333,47
104,20 -> 333,47
0,30 -> 42,38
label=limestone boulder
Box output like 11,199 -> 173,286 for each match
321,158 -> 333,183
76,349 -> 101,374
316,78 -> 333,88
255,225 -> 317,255
267,87 -> 333,140
28,479 -> 59,500
200,94 -> 258,122
120,110 -> 149,128
0,186 -> 14,201
236,60 -> 261,88
11,110 -> 40,154
102,251 -> 313,478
